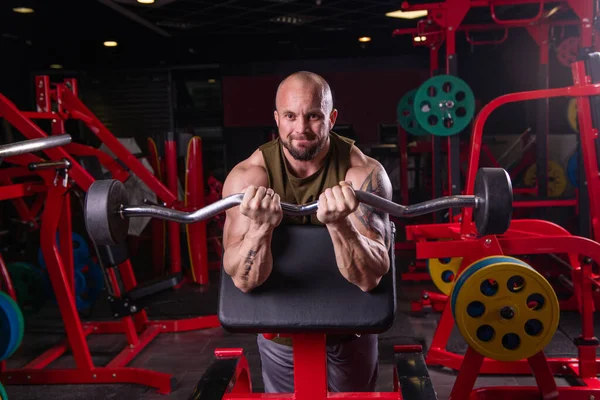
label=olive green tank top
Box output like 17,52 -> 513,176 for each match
259,131 -> 355,226
258,131 -> 355,346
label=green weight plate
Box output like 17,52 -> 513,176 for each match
0,291 -> 25,361
0,382 -> 7,399
413,75 -> 475,136
397,89 -> 429,136
6,262 -> 46,316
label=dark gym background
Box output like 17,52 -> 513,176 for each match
1,0 -> 579,183
0,1 -> 590,399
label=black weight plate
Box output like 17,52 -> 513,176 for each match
473,168 -> 513,236
85,179 -> 129,246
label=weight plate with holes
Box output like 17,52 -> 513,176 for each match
427,257 -> 463,295
451,255 -> 559,362
71,232 -> 91,268
567,98 -> 578,132
523,161 -> 567,198
81,261 -> 105,310
74,269 -> 89,310
556,36 -> 580,67
6,262 -> 46,316
397,89 -> 429,136
43,263 -> 102,311
0,291 -> 25,361
37,232 -> 91,271
413,75 -> 476,136
567,151 -> 579,188
473,168 -> 513,236
85,179 -> 130,246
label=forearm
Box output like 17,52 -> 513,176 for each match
223,223 -> 274,292
327,218 -> 390,292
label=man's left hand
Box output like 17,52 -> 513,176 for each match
317,181 -> 359,226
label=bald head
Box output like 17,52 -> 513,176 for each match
273,71 -> 338,162
275,71 -> 334,115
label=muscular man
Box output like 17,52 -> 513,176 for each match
221,71 -> 393,393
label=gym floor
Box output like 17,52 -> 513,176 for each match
5,261 -> 595,400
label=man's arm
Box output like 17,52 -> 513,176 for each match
221,164 -> 282,293
317,160 -> 392,292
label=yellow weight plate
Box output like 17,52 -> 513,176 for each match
567,98 -> 578,133
428,257 -> 463,295
452,256 -> 559,362
523,160 -> 567,198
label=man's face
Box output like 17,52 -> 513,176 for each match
274,80 -> 337,161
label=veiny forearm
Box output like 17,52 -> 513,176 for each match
327,218 -> 390,292
223,223 -> 274,292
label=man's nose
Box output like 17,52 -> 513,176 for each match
295,117 -> 310,132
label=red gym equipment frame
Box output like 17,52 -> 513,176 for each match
393,0 -> 596,281
2,75 -> 210,285
0,80 -> 219,393
207,340 -> 600,399
405,58 -> 600,384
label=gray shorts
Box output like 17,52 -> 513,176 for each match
256,333 -> 379,393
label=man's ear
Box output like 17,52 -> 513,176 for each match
274,110 -> 280,127
329,108 -> 338,128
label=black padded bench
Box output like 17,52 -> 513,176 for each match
218,223 -> 397,334
189,223 -> 438,399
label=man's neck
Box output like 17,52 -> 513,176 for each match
283,136 -> 331,179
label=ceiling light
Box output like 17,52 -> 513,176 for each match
414,36 -> 421,42
208,79 -> 216,84
137,0 -> 155,3
13,7 -> 34,14
50,64 -> 63,69
358,36 -> 371,43
270,15 -> 304,24
386,10 -> 427,19
104,41 -> 118,47
420,36 -> 426,41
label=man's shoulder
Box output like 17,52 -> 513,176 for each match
223,150 -> 268,196
345,146 -> 391,196
347,146 -> 384,175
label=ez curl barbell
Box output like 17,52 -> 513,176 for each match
84,168 -> 513,246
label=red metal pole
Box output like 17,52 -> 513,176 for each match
448,347 -> 484,399
572,61 -> 600,242
293,334 -> 327,400
461,81 -> 600,232
0,256 -> 17,301
578,257 -> 598,379
35,76 -> 51,113
185,137 -> 209,284
58,192 -> 75,297
528,351 -> 559,398
567,0 -> 594,48
397,126 -> 409,206
41,184 -> 94,370
164,134 -> 182,276
147,138 -> 166,277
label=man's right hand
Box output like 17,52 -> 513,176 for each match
239,186 -> 283,230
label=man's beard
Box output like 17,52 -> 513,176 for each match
281,134 -> 328,161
